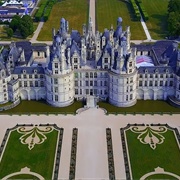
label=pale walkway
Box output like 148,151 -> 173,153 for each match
0,109 -> 180,179
89,0 -> 96,34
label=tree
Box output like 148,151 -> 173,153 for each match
167,0 -> 180,37
9,15 -> 21,32
7,28 -> 13,38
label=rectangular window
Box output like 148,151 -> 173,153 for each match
23,74 -> 27,78
75,89 -> 78,95
86,89 -> 89,94
90,81 -> 93,86
86,81 -> 89,86
35,81 -> 38,87
55,95 -> 58,101
170,81 -> 173,86
55,63 -> 58,68
29,74 -> 32,78
35,74 -> 38,79
54,78 -> 58,84
139,81 -> 142,86
30,81 -> 33,87
149,81 -> 152,86
130,94 -> 133,100
75,81 -> 78,86
104,58 -> 108,63
40,81 -> 44,87
24,81 -> 27,87
160,81 -> 163,86
55,70 -> 58,74
40,74 -> 43,79
74,58 -> 78,63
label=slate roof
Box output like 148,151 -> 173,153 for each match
138,66 -> 174,74
13,66 -> 44,74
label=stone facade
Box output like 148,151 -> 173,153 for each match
0,17 -> 180,107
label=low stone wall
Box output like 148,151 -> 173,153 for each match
0,99 -> 20,112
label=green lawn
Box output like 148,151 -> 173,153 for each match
125,127 -> 180,179
141,0 -> 169,39
98,100 -> 180,114
37,0 -> 88,41
0,129 -> 58,179
7,174 -> 40,179
0,100 -> 83,114
96,0 -> 146,40
145,174 -> 178,180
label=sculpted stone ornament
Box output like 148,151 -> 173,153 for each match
131,125 -> 167,150
17,125 -> 53,150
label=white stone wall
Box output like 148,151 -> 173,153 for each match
46,71 -> 74,107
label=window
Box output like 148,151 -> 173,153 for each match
37,51 -> 40,56
90,81 -> 93,86
160,81 -> 163,86
30,81 -> 33,87
40,75 -> 43,79
130,94 -> 133,100
54,78 -> 58,84
35,74 -> 38,79
126,95 -> 128,101
24,81 -> 27,87
18,74 -> 21,78
139,81 -> 142,86
75,89 -> 78,95
101,81 -> 103,86
130,77 -> 133,83
74,65 -> 78,69
144,81 -> 147,86
104,58 -> 108,63
139,74 -> 142,78
90,72 -> 93,78
29,74 -> 32,78
75,81 -> 78,86
150,74 -> 153,78
74,58 -> 78,63
86,89 -> 89,94
155,81 -> 158,86
23,74 -> 27,78
129,62 -> 132,67
19,81 -> 22,87
85,73 -> 89,78
104,65 -> 108,69
40,81 -> 44,87
130,86 -> 133,91
35,81 -> 38,87
55,63 -> 58,68
55,70 -> 58,74
86,81 -> 89,86
55,95 -> 58,101
149,81 -> 152,86
94,72 -> 97,78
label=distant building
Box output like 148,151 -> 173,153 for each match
0,17 -> 180,108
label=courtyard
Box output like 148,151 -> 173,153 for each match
0,108 -> 180,179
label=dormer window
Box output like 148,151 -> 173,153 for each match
166,69 -> 169,73
145,69 -> 148,73
34,69 -> 37,74
74,58 -> 78,63
155,69 -> 158,73
23,70 -> 26,74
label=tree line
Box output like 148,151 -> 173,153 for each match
168,0 -> 180,37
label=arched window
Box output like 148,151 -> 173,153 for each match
90,72 -> 93,78
85,72 -> 89,78
94,72 -> 97,78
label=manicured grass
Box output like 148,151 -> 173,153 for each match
145,174 -> 178,180
0,101 -> 12,107
37,0 -> 88,41
126,128 -> 180,179
98,100 -> 180,114
0,129 -> 58,179
141,0 -> 168,39
0,100 -> 83,114
8,174 -> 40,179
96,0 -> 146,40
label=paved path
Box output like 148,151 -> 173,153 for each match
30,21 -> 44,43
0,108 -> 180,179
89,0 -> 96,34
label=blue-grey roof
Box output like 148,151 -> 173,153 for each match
13,66 -> 44,74
138,66 -> 174,74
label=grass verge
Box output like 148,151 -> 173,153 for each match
98,100 -> 180,114
0,100 -> 84,114
37,0 -> 88,41
141,0 -> 168,39
96,0 -> 146,40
